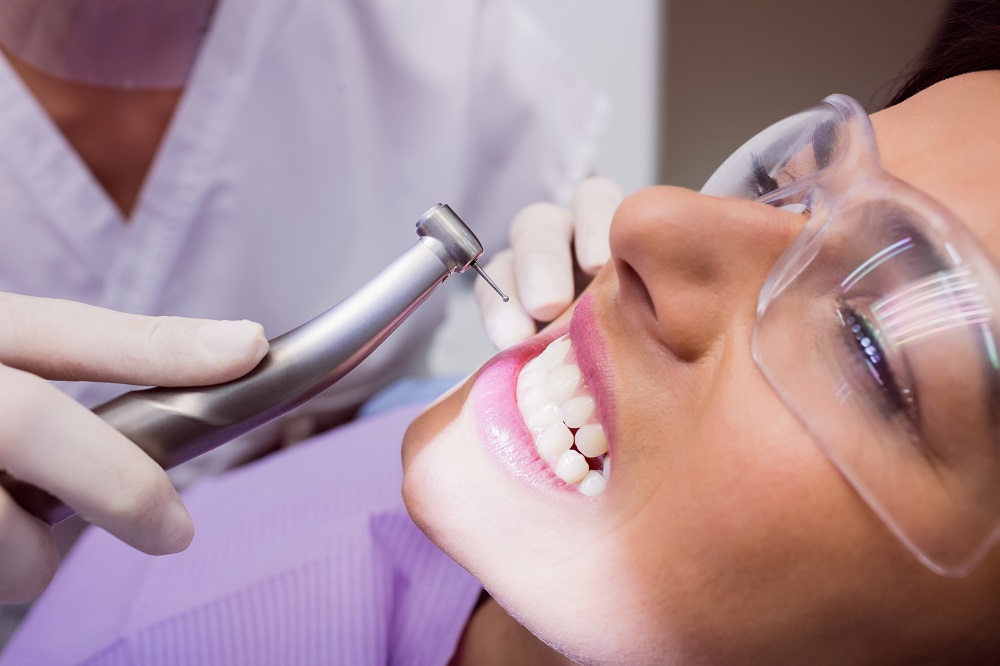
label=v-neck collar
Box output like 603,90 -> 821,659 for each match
0,53 -> 127,272
0,0 -> 286,314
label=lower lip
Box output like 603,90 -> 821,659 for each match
471,327 -> 569,490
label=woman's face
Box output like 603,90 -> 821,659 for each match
403,72 -> 1000,664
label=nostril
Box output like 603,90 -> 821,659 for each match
615,259 -> 657,322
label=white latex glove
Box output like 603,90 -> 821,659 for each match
476,176 -> 624,349
0,293 -> 268,603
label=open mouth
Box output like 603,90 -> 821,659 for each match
516,334 -> 609,496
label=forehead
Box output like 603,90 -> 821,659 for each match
870,72 -> 1000,263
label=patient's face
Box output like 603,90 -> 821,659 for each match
403,72 -> 1000,664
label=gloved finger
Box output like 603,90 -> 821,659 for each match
0,488 -> 58,603
475,249 -> 537,349
0,364 -> 194,556
571,176 -> 623,275
0,292 -> 269,386
510,202 -> 574,322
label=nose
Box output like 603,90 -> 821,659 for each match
609,186 -> 803,361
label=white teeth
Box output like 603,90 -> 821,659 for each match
546,364 -> 582,405
519,385 -> 550,417
555,450 -> 590,484
579,471 -> 607,497
574,424 -> 607,458
560,396 -> 595,428
527,404 -> 563,429
537,335 -> 572,369
537,423 -> 575,458
516,366 -> 546,401
516,334 -> 609,497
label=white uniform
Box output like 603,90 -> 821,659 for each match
0,0 -> 606,469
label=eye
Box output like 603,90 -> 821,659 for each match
836,306 -> 918,423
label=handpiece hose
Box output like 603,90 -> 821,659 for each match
0,204 -> 498,525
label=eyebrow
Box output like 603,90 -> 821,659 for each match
812,119 -> 839,169
840,205 -> 950,294
869,204 -> 951,275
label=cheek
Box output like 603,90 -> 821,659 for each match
600,347 -> 906,652
684,369 -> 879,575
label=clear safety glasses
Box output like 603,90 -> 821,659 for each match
701,94 -> 1000,576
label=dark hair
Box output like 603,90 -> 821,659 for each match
887,0 -> 1000,107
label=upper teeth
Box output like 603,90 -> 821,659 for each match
516,335 -> 608,496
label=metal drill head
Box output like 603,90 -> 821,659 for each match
416,204 -> 508,301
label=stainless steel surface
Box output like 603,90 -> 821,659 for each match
0,204 -> 487,524
471,261 -> 509,302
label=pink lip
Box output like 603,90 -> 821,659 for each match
568,294 -> 617,447
470,294 -> 615,491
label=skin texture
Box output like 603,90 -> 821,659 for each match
404,71 -> 1000,664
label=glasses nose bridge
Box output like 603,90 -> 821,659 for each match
758,104 -> 883,214
763,150 -> 891,233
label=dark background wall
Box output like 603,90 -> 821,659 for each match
660,0 -> 950,189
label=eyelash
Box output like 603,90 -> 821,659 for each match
747,153 -> 779,198
836,305 -> 922,433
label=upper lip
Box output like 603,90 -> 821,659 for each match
567,293 -> 616,458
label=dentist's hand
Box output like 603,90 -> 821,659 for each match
0,293 -> 269,603
476,176 -> 623,348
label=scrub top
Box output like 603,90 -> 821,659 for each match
0,0 -> 606,472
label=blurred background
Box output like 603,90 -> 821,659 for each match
532,0 -> 948,192
431,0 -> 951,373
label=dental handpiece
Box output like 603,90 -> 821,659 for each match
0,204 -> 507,525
